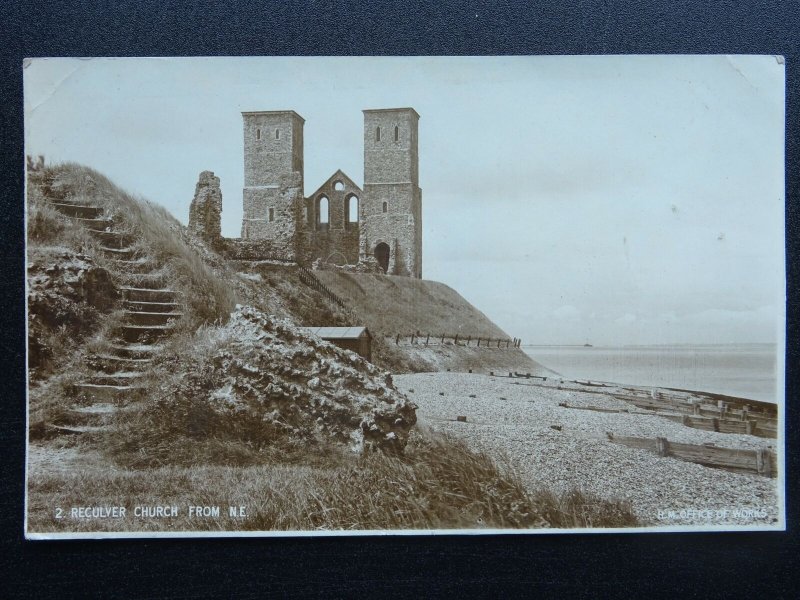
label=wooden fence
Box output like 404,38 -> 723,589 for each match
387,333 -> 522,348
297,266 -> 361,322
606,433 -> 777,477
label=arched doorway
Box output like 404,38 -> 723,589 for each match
374,242 -> 390,273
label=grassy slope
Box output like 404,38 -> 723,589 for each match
315,271 -> 546,374
315,271 -> 509,337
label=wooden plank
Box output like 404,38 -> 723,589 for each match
606,434 -> 777,477
559,403 -> 624,414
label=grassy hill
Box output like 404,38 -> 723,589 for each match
312,270 -> 547,374
314,271 -> 508,338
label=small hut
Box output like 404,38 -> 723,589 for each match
305,326 -> 372,361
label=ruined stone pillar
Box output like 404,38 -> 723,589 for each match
188,171 -> 222,243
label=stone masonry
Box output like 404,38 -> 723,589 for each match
188,171 -> 222,242
239,108 -> 422,278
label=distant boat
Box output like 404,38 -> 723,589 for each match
583,343 -> 593,347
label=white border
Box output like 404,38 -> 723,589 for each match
22,55 -> 787,540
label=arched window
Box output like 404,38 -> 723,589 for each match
382,201 -> 388,213
317,196 -> 329,229
268,208 -> 274,222
333,180 -> 344,191
256,128 -> 261,140
394,126 -> 399,141
275,128 -> 280,140
346,195 -> 359,226
376,126 -> 381,142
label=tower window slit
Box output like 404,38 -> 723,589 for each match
394,126 -> 399,141
376,126 -> 381,142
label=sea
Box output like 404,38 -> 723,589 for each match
523,343 -> 780,405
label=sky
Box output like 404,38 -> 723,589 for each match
24,56 -> 785,346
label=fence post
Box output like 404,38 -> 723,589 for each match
467,335 -> 471,346
476,338 -> 481,347
395,334 -> 400,345
454,334 -> 459,345
425,334 -> 430,346
441,334 -> 445,344
655,437 -> 670,457
756,449 -> 771,476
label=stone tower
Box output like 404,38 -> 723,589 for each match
361,108 -> 422,278
241,110 -> 305,260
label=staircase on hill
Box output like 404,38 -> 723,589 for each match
42,195 -> 183,435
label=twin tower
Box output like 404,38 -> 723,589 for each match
241,108 -> 422,278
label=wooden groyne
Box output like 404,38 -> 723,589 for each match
606,433 -> 777,477
611,391 -> 777,439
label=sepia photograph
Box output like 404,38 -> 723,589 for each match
23,55 -> 785,537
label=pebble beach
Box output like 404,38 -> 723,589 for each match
395,372 -> 781,528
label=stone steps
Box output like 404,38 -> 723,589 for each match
100,245 -> 138,259
108,343 -> 162,357
120,286 -> 180,303
119,324 -> 174,343
63,403 -> 120,427
73,382 -> 138,401
39,187 -> 185,438
75,216 -> 114,229
124,300 -> 182,313
86,371 -> 143,387
49,202 -> 102,219
124,310 -> 183,326
91,354 -> 153,372
51,424 -> 112,435
89,229 -> 135,249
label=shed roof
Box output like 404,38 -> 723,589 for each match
305,326 -> 370,340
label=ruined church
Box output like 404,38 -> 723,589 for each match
236,107 -> 423,278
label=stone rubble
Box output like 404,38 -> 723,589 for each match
155,306 -> 417,454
